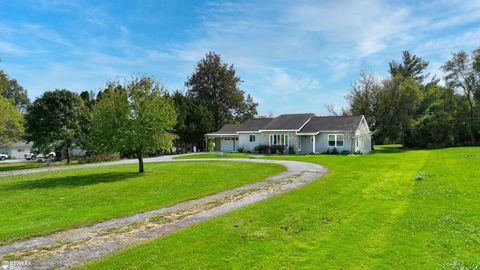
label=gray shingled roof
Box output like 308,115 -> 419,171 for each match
261,113 -> 315,130
206,124 -> 242,135
208,114 -> 364,135
237,118 -> 272,132
299,116 -> 363,133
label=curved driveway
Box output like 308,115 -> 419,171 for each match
0,156 -> 327,269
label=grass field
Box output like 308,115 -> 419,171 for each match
0,161 -> 284,244
174,152 -> 264,159
83,147 -> 480,269
0,162 -> 43,172
0,160 -> 81,172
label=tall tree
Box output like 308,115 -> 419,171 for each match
413,86 -> 457,147
24,89 -> 86,163
0,70 -> 30,112
376,76 -> 422,145
441,48 -> 480,143
185,52 -> 257,130
346,72 -> 380,131
172,91 -> 213,152
389,51 -> 429,84
0,96 -> 24,143
89,76 -> 176,173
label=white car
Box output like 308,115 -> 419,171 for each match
0,153 -> 8,161
24,152 -> 55,160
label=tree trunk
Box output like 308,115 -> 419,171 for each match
66,147 -> 70,164
137,153 -> 144,173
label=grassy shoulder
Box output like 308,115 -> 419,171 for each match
0,161 -> 285,244
83,147 -> 480,269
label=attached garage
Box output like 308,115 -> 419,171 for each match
220,138 -> 237,152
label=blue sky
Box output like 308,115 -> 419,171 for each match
1,0 -> 479,115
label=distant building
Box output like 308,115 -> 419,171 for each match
0,142 -> 33,159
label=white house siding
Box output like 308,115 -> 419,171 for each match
298,132 -> 354,154
238,133 -> 260,151
0,143 -> 33,159
354,118 -> 372,153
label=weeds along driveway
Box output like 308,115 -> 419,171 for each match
0,157 -> 326,270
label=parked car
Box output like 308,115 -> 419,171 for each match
24,152 -> 55,160
0,153 -> 8,161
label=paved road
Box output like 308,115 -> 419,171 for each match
0,156 -> 327,270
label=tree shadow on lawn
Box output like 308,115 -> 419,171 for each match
0,164 -> 40,172
0,172 -> 140,191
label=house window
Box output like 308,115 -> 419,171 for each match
328,134 -> 344,147
249,135 -> 255,142
17,149 -> 24,152
328,134 -> 335,146
269,134 -> 289,147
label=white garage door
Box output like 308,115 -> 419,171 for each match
220,138 -> 236,152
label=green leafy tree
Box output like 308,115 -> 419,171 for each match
0,70 -> 30,112
186,52 -> 257,130
377,76 -> 422,144
24,89 -> 86,163
389,51 -> 429,84
89,76 -> 177,173
346,72 -> 380,131
441,48 -> 480,143
0,96 -> 24,143
172,91 -> 213,152
413,86 -> 457,147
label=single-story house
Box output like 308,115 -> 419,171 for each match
0,141 -> 33,159
205,113 -> 372,154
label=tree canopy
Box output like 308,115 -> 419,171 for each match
185,52 -> 258,130
89,76 -> 177,173
347,48 -> 480,148
24,89 -> 86,162
389,51 -> 429,84
0,70 -> 30,112
0,96 -> 24,143
172,91 -> 213,152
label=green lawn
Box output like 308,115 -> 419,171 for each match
0,162 -> 43,172
83,147 -> 480,269
0,160 -> 81,172
174,152 -> 264,159
0,161 -> 285,244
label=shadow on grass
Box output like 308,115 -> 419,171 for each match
0,164 -> 40,172
373,145 -> 405,154
0,172 -> 139,191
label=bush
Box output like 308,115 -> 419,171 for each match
288,145 -> 295,155
331,148 -> 339,154
208,139 -> 215,152
269,145 -> 285,154
254,144 -> 269,154
78,153 -> 120,164
341,150 -> 350,155
237,147 -> 244,153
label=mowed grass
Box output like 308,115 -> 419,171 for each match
82,147 -> 480,269
174,152 -> 264,159
0,162 -> 43,172
0,161 -> 80,172
0,161 -> 285,244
